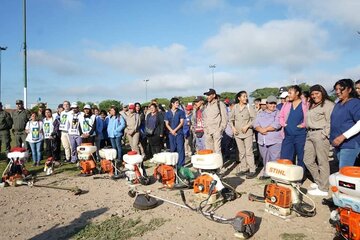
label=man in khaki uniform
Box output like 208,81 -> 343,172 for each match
0,102 -> 13,154
12,100 -> 30,149
203,89 -> 227,154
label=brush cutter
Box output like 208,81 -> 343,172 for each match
20,179 -> 84,195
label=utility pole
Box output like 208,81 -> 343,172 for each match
0,46 -> 7,102
144,79 -> 149,102
23,0 -> 28,109
209,64 -> 216,89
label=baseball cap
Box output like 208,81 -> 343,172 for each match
203,88 -> 217,96
83,104 -> 91,109
194,96 -> 204,102
279,86 -> 288,94
279,92 -> 289,99
266,95 -> 278,103
38,102 -> 46,108
186,105 -> 193,111
128,104 -> 135,109
16,100 -> 23,105
260,99 -> 267,105
70,102 -> 78,108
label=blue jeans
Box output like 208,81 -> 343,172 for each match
280,134 -> 306,169
336,146 -> 360,169
29,141 -> 42,163
110,136 -> 122,163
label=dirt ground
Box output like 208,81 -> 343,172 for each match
0,158 -> 338,240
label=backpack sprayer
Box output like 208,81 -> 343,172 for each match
329,167 -> 360,240
1,147 -> 31,187
77,143 -> 97,176
151,152 -> 179,188
248,159 -> 316,218
122,150 -> 150,185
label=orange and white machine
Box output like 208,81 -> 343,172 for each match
191,150 -> 224,202
152,152 -> 178,188
1,147 -> 30,186
123,151 -> 148,184
99,148 -> 117,176
77,143 -> 97,175
330,167 -> 360,240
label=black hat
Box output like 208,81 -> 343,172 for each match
204,88 -> 217,96
279,87 -> 288,94
16,100 -> 23,105
194,96 -> 204,102
58,104 -> 63,109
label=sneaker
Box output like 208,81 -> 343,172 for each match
310,183 -> 318,189
235,170 -> 249,177
308,188 -> 328,197
246,172 -> 257,179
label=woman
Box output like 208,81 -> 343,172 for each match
145,103 -> 164,158
135,102 -> 148,159
279,85 -> 309,169
25,112 -> 44,166
230,91 -> 257,179
253,95 -> 283,180
107,106 -> 126,164
99,110 -> 109,148
330,79 -> 360,168
304,85 -> 334,196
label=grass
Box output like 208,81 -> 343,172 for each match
280,233 -> 309,240
71,216 -> 167,240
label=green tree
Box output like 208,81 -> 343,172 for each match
219,92 -> 237,101
250,87 -> 279,99
99,100 -> 123,111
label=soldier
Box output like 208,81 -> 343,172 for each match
0,102 -> 13,155
12,100 -> 30,149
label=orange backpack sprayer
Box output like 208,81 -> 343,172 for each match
1,147 -> 30,187
77,143 -> 97,175
330,167 -> 360,240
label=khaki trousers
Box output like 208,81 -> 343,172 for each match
205,131 -> 222,154
304,130 -> 330,191
235,135 -> 256,173
127,132 -> 144,156
61,131 -> 71,161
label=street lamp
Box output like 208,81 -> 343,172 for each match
209,64 -> 216,89
144,79 -> 149,102
0,46 -> 7,102
23,0 -> 28,109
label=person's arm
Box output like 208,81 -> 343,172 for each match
5,112 -> 13,129
158,113 -> 164,137
322,101 -> 334,138
229,107 -> 238,135
89,117 -> 97,136
220,102 -> 227,131
173,111 -> 185,133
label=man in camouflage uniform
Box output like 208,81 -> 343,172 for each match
0,102 -> 13,155
12,100 -> 30,150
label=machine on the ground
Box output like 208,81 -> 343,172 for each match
1,147 -> 30,186
77,143 -> 97,176
123,151 -> 149,185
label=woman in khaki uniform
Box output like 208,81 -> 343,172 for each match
230,91 -> 257,179
304,84 -> 334,196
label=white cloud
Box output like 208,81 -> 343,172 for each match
87,44 -> 188,76
277,0 -> 360,28
204,19 -> 334,72
28,50 -> 84,76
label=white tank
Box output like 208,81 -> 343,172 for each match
7,151 -> 29,160
123,153 -> 143,165
99,148 -> 117,160
329,167 -> 360,198
191,153 -> 223,170
77,145 -> 97,155
266,161 -> 303,182
152,152 -> 178,166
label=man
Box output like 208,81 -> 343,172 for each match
191,96 -> 206,151
37,102 -> 46,120
124,104 -> 143,156
184,104 -> 194,157
92,106 -> 103,161
164,97 -> 185,167
203,89 -> 227,154
12,100 -> 30,149
79,104 -> 96,144
0,102 -> 13,155
59,101 -> 72,162
67,102 -> 83,163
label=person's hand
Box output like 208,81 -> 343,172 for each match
233,127 -> 239,135
241,126 -> 248,134
332,134 -> 346,147
297,124 -> 305,128
259,128 -> 267,135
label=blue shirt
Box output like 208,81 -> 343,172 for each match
330,98 -> 360,149
183,113 -> 192,137
165,109 -> 185,134
284,103 -> 306,136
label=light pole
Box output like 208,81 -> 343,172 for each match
0,46 -> 7,102
23,0 -> 28,109
209,64 -> 216,89
144,79 -> 149,102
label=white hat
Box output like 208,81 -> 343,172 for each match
260,99 -> 267,105
70,102 -> 78,108
279,92 -> 289,99
83,104 -> 91,109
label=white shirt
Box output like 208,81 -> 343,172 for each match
25,120 -> 43,143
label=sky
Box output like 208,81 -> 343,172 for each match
0,0 -> 359,108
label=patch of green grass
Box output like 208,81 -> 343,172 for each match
71,216 -> 167,240
280,233 -> 308,240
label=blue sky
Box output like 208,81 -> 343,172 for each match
0,0 -> 359,108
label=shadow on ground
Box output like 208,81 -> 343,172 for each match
29,207 -> 108,240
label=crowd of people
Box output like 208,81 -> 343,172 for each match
0,79 -> 359,197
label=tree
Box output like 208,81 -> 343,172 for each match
219,92 -> 237,101
99,100 -> 123,111
250,87 -> 278,99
